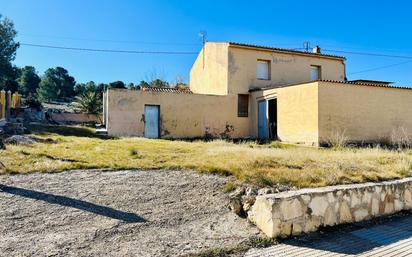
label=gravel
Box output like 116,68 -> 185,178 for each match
0,169 -> 260,257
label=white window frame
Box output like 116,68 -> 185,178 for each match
310,65 -> 321,80
257,60 -> 270,80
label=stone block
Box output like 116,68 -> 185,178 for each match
309,196 -> 329,216
324,206 -> 337,226
339,202 -> 352,223
247,178 -> 412,238
405,189 -> 412,208
371,197 -> 380,216
280,198 -> 303,220
354,208 -> 369,222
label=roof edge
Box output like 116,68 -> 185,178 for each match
225,42 -> 346,60
251,80 -> 412,92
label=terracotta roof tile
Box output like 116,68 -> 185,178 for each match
141,86 -> 193,94
251,80 -> 412,92
319,80 -> 412,90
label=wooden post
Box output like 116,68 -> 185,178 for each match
5,91 -> 11,120
12,92 -> 21,108
16,93 -> 21,107
0,90 -> 5,119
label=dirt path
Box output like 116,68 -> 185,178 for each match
0,169 -> 259,257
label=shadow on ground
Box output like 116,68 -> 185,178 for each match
283,212 -> 412,255
0,184 -> 145,223
24,124 -> 115,139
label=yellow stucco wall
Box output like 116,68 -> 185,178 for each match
250,82 -> 319,145
318,82 -> 412,144
189,42 -> 229,95
106,89 -> 250,138
227,45 -> 345,95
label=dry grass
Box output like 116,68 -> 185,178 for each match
1,124 -> 412,188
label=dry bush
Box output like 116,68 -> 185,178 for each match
390,127 -> 411,149
3,124 -> 412,187
325,129 -> 348,149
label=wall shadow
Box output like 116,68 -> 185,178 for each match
282,213 -> 412,255
24,124 -> 116,139
0,184 -> 145,223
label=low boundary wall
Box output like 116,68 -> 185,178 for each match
50,113 -> 102,124
248,178 -> 412,238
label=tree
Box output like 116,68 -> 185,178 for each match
37,67 -> 76,102
108,80 -> 126,89
18,66 -> 40,95
137,80 -> 150,88
150,79 -> 169,88
95,83 -> 106,94
0,15 -> 19,85
37,76 -> 59,102
3,79 -> 18,92
73,91 -> 102,114
74,81 -> 97,95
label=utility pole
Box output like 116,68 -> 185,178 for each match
198,31 -> 207,69
303,41 -> 310,52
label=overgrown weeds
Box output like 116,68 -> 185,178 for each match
2,125 -> 412,188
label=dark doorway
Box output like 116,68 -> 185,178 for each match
268,98 -> 277,139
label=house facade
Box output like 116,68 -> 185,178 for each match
103,42 -> 412,146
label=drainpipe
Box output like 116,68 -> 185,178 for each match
343,60 -> 347,81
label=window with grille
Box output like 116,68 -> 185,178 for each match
238,94 -> 249,117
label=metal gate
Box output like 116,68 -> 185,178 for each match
258,100 -> 268,139
144,105 -> 160,138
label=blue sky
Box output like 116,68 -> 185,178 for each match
2,0 -> 412,85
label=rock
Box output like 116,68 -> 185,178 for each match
292,223 -> 303,235
304,216 -> 321,233
351,193 -> 361,208
361,191 -> 373,205
280,222 -> 292,237
301,195 -> 311,204
4,135 -> 36,145
243,199 -> 255,213
258,187 -> 275,195
371,197 -> 380,216
245,187 -> 258,197
353,208 -> 369,222
339,202 -> 352,223
383,195 -> 394,214
394,199 -> 403,212
324,206 -> 337,226
277,185 -> 290,192
229,187 -> 245,199
308,196 -> 329,216
229,197 -> 243,216
280,198 -> 303,220
404,189 -> 412,208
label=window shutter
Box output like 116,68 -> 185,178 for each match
257,60 -> 270,80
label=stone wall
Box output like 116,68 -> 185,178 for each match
50,113 -> 102,124
247,178 -> 412,238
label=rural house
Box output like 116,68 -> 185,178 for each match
103,42 -> 412,146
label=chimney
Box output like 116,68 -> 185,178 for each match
312,45 -> 321,54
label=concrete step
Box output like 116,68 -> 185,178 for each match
96,128 -> 108,136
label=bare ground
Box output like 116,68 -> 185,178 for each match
0,169 -> 260,257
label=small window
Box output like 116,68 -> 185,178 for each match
238,94 -> 249,117
257,60 -> 270,80
310,65 -> 321,80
